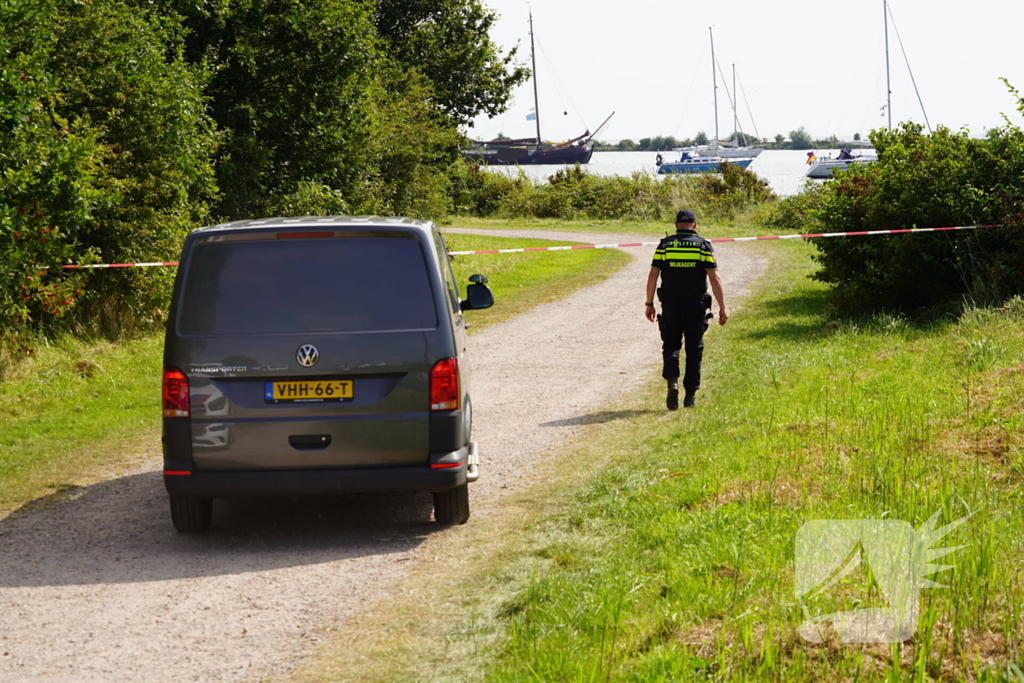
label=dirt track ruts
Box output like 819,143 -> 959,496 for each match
0,229 -> 765,682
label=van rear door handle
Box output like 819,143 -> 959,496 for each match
289,434 -> 331,450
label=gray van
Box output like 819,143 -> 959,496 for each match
161,216 -> 493,532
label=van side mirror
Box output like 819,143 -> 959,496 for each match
460,275 -> 494,311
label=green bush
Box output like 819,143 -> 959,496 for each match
761,180 -> 826,234
692,160 -> 777,218
447,161 -> 776,222
809,122 -> 1024,314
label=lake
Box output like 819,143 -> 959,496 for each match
477,149 -> 871,197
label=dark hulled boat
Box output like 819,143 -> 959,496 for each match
462,9 -> 610,167
462,132 -> 595,166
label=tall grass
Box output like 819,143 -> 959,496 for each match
471,242 -> 1024,682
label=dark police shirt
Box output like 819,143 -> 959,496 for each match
651,228 -> 717,299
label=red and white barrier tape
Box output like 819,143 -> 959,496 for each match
57,224 -> 1002,268
446,224 -> 1000,254
62,261 -> 180,269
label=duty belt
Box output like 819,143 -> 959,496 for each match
657,287 -> 708,303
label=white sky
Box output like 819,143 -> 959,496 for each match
466,0 -> 1024,144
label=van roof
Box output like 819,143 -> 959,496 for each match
195,216 -> 434,235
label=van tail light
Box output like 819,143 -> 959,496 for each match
430,358 -> 460,411
163,368 -> 190,418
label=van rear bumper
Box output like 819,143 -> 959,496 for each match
164,460 -> 467,498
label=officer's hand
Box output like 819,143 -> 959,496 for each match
718,308 -> 729,326
645,304 -> 657,322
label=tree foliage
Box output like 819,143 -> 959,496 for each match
1,0 -> 218,339
165,0 -> 382,219
637,136 -> 684,151
373,0 -> 528,126
788,126 -> 814,149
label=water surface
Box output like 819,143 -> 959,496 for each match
478,149 -> 874,197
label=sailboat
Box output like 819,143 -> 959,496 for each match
658,28 -> 753,174
462,10 -> 613,166
695,64 -> 764,159
805,0 -> 926,179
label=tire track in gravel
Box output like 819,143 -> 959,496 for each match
0,229 -> 765,682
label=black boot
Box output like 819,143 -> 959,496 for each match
683,389 -> 696,408
666,380 -> 679,411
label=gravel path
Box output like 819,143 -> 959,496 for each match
0,229 -> 765,682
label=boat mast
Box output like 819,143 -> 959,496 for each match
884,0 -> 891,130
709,27 -> 718,149
529,8 -> 542,144
732,63 -> 742,146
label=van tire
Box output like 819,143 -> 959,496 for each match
433,484 -> 470,525
170,496 -> 213,532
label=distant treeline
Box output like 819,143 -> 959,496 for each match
592,126 -> 868,151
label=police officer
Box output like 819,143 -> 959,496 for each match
645,209 -> 728,409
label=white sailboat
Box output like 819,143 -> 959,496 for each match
658,28 -> 754,174
806,0 -> 929,179
696,64 -> 763,158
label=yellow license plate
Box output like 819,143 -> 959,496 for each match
265,380 -> 354,403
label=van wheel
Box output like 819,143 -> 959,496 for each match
170,496 -> 213,532
433,484 -> 469,525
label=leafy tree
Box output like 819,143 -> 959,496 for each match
854,132 -> 862,141
161,0 -> 382,219
774,133 -> 785,146
144,0 -> 525,220
695,131 -> 709,146
617,139 -> 636,151
789,126 -> 813,149
373,0 -> 528,126
1,0 -> 218,337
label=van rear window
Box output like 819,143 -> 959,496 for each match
178,237 -> 438,335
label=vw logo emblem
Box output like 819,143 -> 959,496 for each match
296,344 -> 319,368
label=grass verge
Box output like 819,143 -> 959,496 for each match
0,231 -> 629,517
444,233 -> 631,333
293,240 -> 1024,682
0,335 -> 164,515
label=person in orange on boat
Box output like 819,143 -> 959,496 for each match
806,151 -> 817,164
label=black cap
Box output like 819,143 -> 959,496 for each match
675,209 -> 697,224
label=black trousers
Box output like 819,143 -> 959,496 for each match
657,298 -> 707,391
